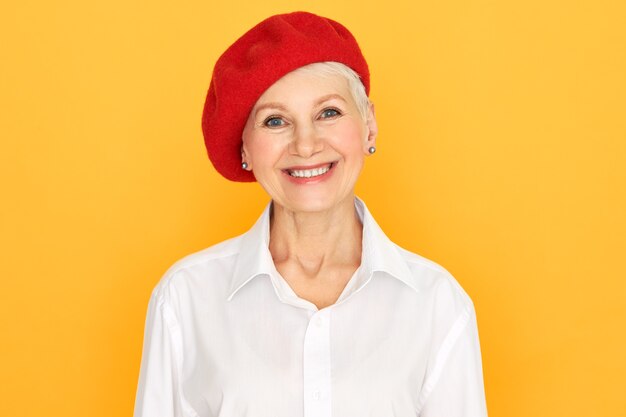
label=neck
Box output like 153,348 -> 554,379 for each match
268,195 -> 362,275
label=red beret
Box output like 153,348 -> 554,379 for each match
201,11 -> 370,182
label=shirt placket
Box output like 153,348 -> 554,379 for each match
303,309 -> 332,417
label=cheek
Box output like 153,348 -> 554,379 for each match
245,134 -> 283,167
326,123 -> 366,154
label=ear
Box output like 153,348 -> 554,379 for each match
240,143 -> 251,170
363,101 -> 378,153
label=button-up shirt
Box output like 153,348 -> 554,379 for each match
134,197 -> 488,417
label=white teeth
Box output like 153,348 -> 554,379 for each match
289,164 -> 332,178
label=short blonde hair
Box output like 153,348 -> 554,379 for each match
292,61 -> 371,121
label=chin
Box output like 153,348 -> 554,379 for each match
274,189 -> 356,215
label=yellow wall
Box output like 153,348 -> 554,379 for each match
2,0 -> 625,415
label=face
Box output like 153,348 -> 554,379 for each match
241,68 -> 377,214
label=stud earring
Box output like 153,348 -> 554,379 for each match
241,162 -> 248,170
368,146 -> 376,154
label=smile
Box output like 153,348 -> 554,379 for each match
285,162 -> 335,178
283,161 -> 338,185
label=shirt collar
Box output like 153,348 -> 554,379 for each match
227,196 -> 418,302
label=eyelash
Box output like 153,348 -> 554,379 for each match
262,107 -> 342,128
263,116 -> 284,127
320,107 -> 342,119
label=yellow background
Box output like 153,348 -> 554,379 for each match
2,0 -> 625,415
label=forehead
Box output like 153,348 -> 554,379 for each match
252,68 -> 352,109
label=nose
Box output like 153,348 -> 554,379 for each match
289,122 -> 323,158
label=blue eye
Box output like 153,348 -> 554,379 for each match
321,108 -> 341,119
264,117 -> 285,127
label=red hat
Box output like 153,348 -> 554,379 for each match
201,11 -> 370,182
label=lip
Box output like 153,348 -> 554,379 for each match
283,161 -> 336,171
281,161 -> 337,184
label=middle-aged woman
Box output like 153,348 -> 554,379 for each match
134,11 -> 488,417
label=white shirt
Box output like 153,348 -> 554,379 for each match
134,197 -> 488,417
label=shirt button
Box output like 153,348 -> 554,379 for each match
312,390 -> 321,400
316,316 -> 323,326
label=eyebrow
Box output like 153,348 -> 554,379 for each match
253,94 -> 348,117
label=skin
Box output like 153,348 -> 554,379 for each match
241,69 -> 378,310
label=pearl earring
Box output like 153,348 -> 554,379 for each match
368,146 -> 376,154
241,162 -> 248,169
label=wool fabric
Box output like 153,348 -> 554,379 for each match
201,11 -> 370,182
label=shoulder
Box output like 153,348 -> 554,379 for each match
149,234 -> 243,304
393,243 -> 475,314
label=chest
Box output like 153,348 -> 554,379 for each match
178,275 -> 431,417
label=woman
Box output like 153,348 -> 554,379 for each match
134,11 -> 488,417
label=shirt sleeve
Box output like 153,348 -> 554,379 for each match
418,302 -> 488,417
134,286 -> 190,417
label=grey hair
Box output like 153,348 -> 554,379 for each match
291,61 -> 370,121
